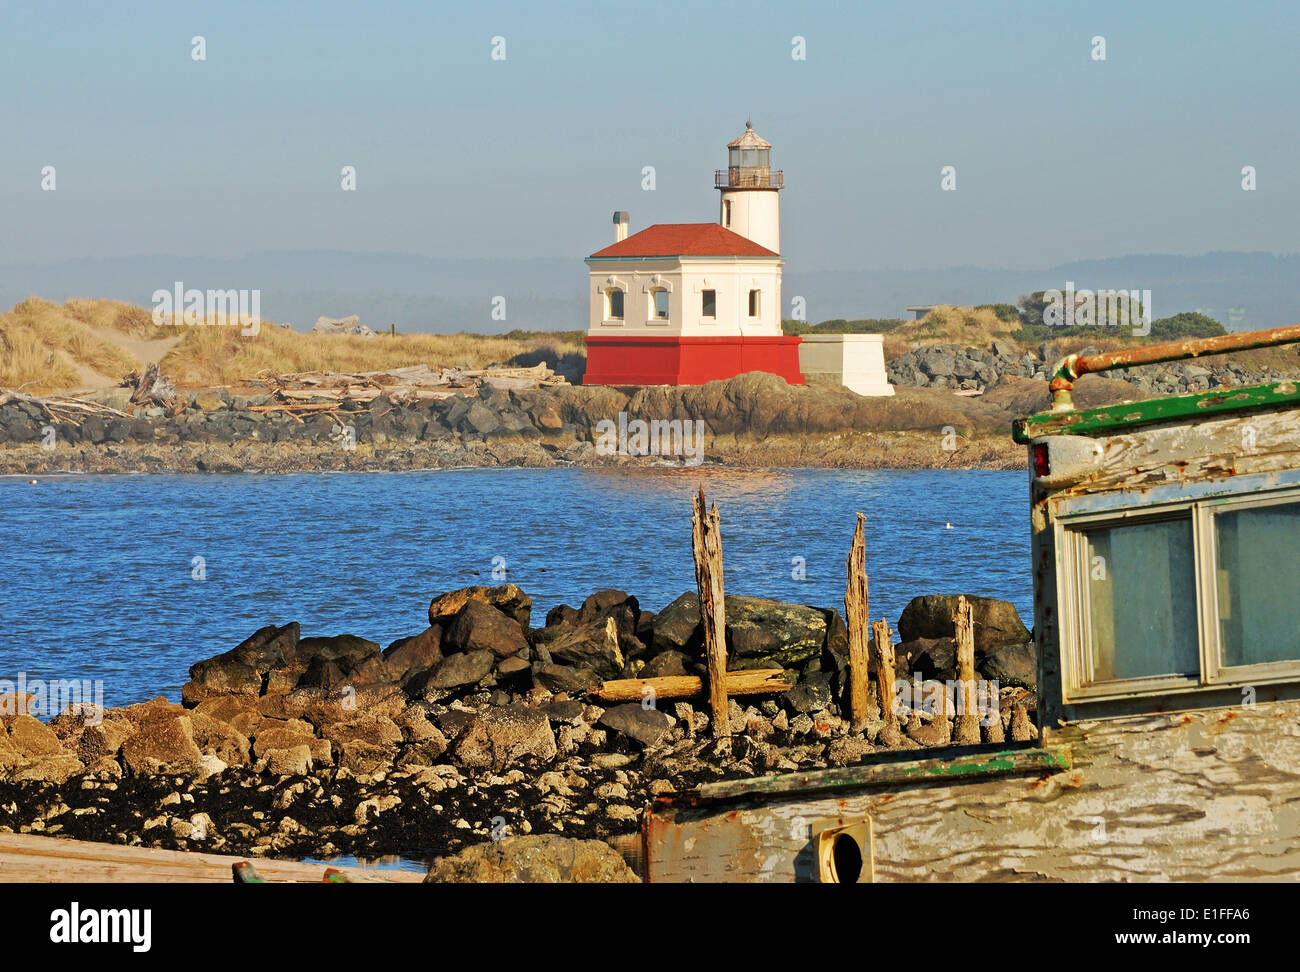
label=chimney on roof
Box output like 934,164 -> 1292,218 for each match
613,211 -> 629,243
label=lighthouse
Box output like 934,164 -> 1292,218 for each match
581,122 -> 804,387
717,120 -> 782,253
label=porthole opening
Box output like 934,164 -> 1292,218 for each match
829,833 -> 863,883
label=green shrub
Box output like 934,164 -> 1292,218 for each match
976,303 -> 1020,323
1147,312 -> 1226,340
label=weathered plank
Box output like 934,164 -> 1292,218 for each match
1076,407 -> 1300,494
685,746 -> 1070,803
1013,378 -> 1300,442
0,833 -> 425,883
644,698 -> 1300,882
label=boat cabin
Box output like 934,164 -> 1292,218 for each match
641,326 -> 1300,882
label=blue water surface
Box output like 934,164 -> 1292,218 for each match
0,468 -> 1031,708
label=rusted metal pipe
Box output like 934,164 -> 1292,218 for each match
1048,323 -> 1300,411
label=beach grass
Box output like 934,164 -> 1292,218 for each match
0,297 -> 586,392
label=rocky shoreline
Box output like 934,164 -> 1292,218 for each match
0,584 -> 1036,879
887,339 -> 1299,394
1,371 -> 1035,474
6,340 -> 1298,476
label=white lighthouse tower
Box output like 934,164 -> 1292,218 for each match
716,121 -> 782,254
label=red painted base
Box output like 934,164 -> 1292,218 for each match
583,335 -> 804,386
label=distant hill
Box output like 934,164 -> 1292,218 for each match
0,250 -> 1294,334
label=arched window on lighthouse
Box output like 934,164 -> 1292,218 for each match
748,289 -> 761,317
605,288 -> 624,321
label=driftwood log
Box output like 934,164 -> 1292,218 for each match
246,362 -> 567,413
0,389 -> 131,425
121,362 -> 180,415
588,669 -> 792,704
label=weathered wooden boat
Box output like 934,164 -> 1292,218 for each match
641,325 -> 1300,882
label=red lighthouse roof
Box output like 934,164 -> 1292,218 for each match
588,222 -> 779,259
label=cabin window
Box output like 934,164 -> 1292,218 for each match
1082,516 -> 1199,682
702,290 -> 716,318
1213,499 -> 1300,668
1058,489 -> 1300,701
606,288 -> 624,321
651,288 -> 669,321
748,289 -> 760,317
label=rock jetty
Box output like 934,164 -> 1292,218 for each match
0,584 -> 1037,877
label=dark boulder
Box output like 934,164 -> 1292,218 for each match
543,620 -> 627,679
598,703 -> 674,748
382,626 -> 444,683
408,649 -> 495,693
444,600 -> 528,659
428,584 -> 532,629
782,670 -> 834,714
578,589 -> 640,633
894,637 -> 958,681
822,609 -> 849,672
532,663 -> 601,695
653,592 -> 829,669
897,595 -> 1030,650
643,650 -> 692,678
183,622 -> 304,702
650,593 -> 704,654
978,640 -> 1037,691
544,604 -> 580,628
293,634 -> 387,691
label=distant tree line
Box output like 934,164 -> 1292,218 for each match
781,297 -> 1226,343
781,318 -> 907,335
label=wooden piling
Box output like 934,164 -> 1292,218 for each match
871,618 -> 899,744
692,487 -> 730,737
844,513 -> 871,730
953,595 -> 981,744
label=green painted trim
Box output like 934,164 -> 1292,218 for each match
1012,379 -> 1300,443
676,746 -> 1071,806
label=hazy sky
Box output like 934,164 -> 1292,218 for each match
2,0 -> 1296,272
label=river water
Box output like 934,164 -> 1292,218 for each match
1,467 -> 1031,708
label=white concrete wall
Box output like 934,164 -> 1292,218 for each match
587,257 -> 783,338
586,260 -> 679,333
798,334 -> 895,396
719,189 -> 780,254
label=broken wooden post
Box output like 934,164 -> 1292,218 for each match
692,487 -> 730,737
871,618 -> 899,745
953,594 -> 981,744
1009,703 -> 1034,741
982,686 -> 1006,744
844,513 -> 871,731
